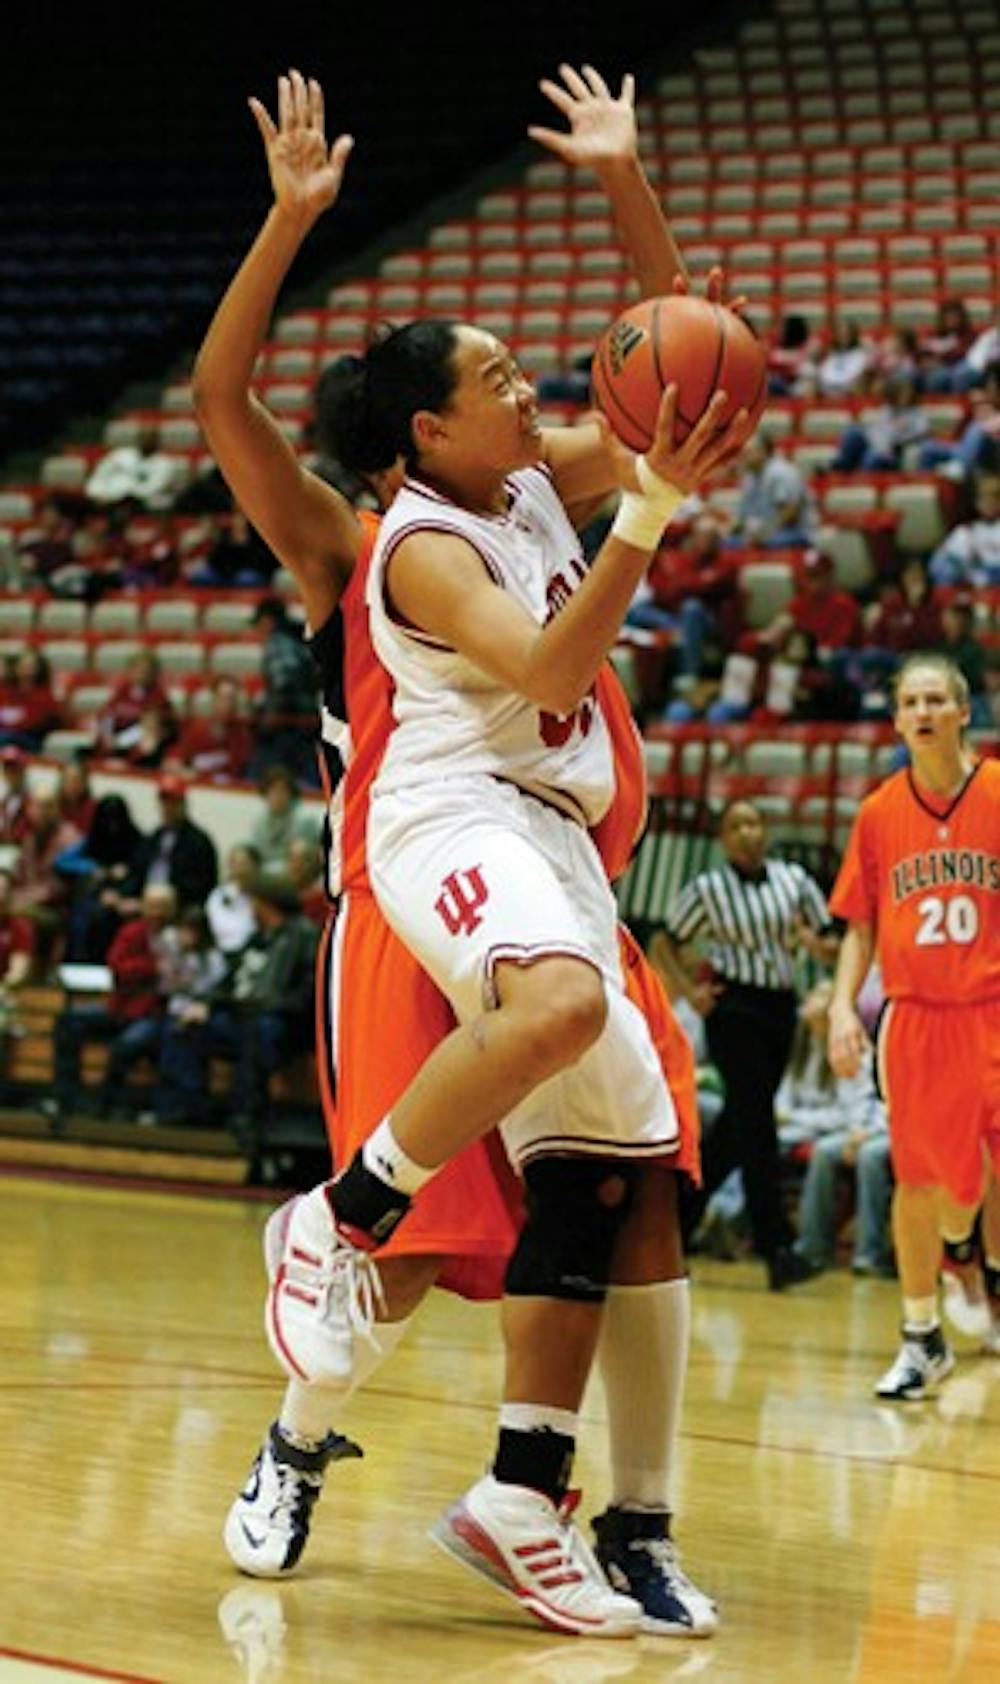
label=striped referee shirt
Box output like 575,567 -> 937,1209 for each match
665,859 -> 833,992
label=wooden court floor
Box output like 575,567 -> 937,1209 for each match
3,1174 -> 1000,1684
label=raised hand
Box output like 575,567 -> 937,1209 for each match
249,69 -> 354,226
528,63 -> 638,171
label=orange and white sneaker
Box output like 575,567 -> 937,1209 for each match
263,1188 -> 384,1386
430,1476 -> 641,1638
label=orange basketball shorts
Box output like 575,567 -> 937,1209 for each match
316,890 -> 521,1299
876,996 -> 1000,1207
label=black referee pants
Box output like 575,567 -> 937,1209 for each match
696,983 -> 799,1262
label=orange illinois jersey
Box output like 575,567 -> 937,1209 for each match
591,663 -> 648,882
313,509 -> 386,897
830,758 -> 1000,1004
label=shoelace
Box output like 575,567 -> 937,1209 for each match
635,1536 -> 709,1601
270,1458 -> 320,1527
322,1241 -> 386,1349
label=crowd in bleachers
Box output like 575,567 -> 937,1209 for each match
0,745 -> 326,1132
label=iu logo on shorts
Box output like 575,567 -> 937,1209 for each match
435,866 -> 489,936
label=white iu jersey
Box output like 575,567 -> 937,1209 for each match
366,465 -> 615,825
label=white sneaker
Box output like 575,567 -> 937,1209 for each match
983,1305 -> 1000,1356
592,1507 -> 718,1637
430,1475 -> 641,1638
223,1420 -> 362,1577
941,1259 -> 992,1338
263,1189 -> 384,1386
874,1330 -> 955,1401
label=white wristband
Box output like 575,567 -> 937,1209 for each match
610,456 -> 685,550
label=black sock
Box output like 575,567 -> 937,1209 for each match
328,1150 -> 411,1244
493,1427 -> 575,1506
943,1235 -> 978,1267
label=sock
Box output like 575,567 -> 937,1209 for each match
493,1403 -> 577,1504
327,1148 -> 412,1244
903,1295 -> 939,1333
278,1316 -> 413,1444
985,1257 -> 1000,1299
363,1117 -> 436,1196
598,1278 -> 690,1513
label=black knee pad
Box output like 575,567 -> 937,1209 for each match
504,1156 -> 636,1302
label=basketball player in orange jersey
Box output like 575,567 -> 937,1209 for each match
829,652 -> 1000,1400
194,65 -> 735,1636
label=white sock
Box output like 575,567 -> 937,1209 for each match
278,1316 -> 413,1444
498,1402 -> 579,1437
362,1118 -> 435,1195
598,1278 -> 690,1513
903,1295 -> 939,1332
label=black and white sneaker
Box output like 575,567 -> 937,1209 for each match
592,1507 -> 718,1637
223,1420 -> 362,1577
874,1326 -> 955,1401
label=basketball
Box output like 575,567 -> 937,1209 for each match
591,294 -> 768,454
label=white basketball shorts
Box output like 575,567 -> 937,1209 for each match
367,775 -> 678,1168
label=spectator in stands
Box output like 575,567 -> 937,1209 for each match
56,759 -> 96,837
871,325 -> 921,391
919,297 -> 977,393
829,373 -> 930,472
66,792 -> 148,962
153,908 -> 229,1126
10,789 -> 81,970
98,649 -> 178,761
753,547 -> 862,656
918,362 -> 1000,477
249,765 -> 321,877
166,676 -> 254,783
966,324 -> 1000,387
45,882 -> 178,1124
938,598 -> 989,726
117,512 -> 179,591
250,596 -> 319,781
206,843 -> 260,956
131,776 -> 218,913
15,498 -> 76,589
0,866 -> 33,1095
928,473 -> 1000,587
0,866 -> 33,995
213,874 -> 319,1140
187,508 -> 278,588
814,319 -> 872,398
0,649 -> 61,752
728,430 -> 815,549
286,834 -> 326,926
781,982 -> 893,1277
0,745 -> 31,844
629,512 -> 742,678
750,627 -> 858,724
766,313 -> 820,398
84,424 -> 186,517
862,556 -> 943,657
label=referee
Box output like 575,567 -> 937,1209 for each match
658,798 -> 839,1290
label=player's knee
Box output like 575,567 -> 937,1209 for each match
510,961 -> 607,1077
505,1156 -> 635,1303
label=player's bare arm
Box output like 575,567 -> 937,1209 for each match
829,921 -> 875,1078
192,68 -> 360,627
389,387 -> 748,715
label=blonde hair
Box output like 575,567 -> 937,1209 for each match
892,652 -> 970,711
